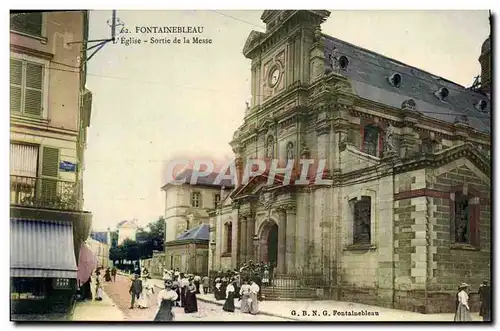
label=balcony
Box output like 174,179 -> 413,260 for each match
10,175 -> 79,211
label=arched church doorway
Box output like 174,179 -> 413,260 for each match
259,221 -> 278,265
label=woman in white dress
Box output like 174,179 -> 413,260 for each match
138,276 -> 154,309
94,270 -> 103,301
239,280 -> 251,313
154,280 -> 179,321
454,283 -> 472,322
249,280 -> 260,315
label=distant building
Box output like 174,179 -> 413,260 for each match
164,223 -> 210,274
117,219 -> 139,245
87,237 -> 111,269
161,169 -> 233,273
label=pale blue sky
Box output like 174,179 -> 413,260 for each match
83,10 -> 489,230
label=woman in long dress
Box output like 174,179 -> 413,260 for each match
249,279 -> 260,315
172,279 -> 181,307
222,280 -> 236,312
94,271 -> 103,301
138,276 -> 154,309
154,280 -> 178,321
214,278 -> 223,300
454,283 -> 472,322
183,278 -> 198,313
239,280 -> 251,313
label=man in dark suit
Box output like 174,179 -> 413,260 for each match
479,280 -> 491,322
129,274 -> 143,309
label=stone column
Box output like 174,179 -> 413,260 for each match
285,205 -> 296,273
240,217 -> 248,262
246,213 -> 256,262
277,208 -> 287,274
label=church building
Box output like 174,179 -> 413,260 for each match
211,10 -> 491,313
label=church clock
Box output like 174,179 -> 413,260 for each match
269,67 -> 281,87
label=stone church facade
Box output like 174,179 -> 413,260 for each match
211,10 -> 491,313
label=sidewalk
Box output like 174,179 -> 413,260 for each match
71,290 -> 127,321
149,278 -> 482,322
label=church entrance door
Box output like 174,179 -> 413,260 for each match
259,221 -> 278,265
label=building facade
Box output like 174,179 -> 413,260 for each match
117,219 -> 139,245
212,10 -> 491,313
87,238 -> 111,269
10,11 -> 93,316
162,169 -> 233,273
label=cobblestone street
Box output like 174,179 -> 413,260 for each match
100,275 -> 288,321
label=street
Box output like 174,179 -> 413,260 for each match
101,275 -> 288,321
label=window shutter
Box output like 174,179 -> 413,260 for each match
10,59 -> 22,113
41,147 -> 59,178
24,62 -> 43,116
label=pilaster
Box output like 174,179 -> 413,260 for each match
284,204 -> 296,273
277,207 -> 287,274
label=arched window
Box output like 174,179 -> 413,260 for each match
224,222 -> 232,254
362,125 -> 380,157
353,196 -> 371,245
286,142 -> 295,160
266,135 -> 275,158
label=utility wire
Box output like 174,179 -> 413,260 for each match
209,10 -> 266,31
21,63 -> 491,120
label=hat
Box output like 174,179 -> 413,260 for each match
459,283 -> 469,288
164,280 -> 173,288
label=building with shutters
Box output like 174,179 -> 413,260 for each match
116,219 -> 139,245
211,10 -> 491,313
9,11 -> 93,316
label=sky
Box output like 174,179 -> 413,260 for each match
83,10 -> 490,231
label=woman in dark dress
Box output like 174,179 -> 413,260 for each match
220,277 -> 228,300
222,280 -> 236,312
183,278 -> 198,313
154,280 -> 178,321
214,278 -> 222,300
172,278 -> 181,307
104,268 -> 112,282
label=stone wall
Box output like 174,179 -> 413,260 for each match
427,160 -> 491,313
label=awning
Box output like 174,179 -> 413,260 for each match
77,242 -> 97,287
10,219 -> 78,278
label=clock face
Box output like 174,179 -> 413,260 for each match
270,68 -> 280,87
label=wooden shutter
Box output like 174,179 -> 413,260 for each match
10,59 -> 22,113
24,62 -> 43,116
40,147 -> 59,202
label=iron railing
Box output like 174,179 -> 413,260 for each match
10,175 -> 78,211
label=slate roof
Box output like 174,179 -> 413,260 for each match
323,35 -> 491,134
162,169 -> 235,189
175,223 -> 209,241
90,231 -> 109,245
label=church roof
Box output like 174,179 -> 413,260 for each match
161,169 -> 235,190
175,223 -> 209,241
323,34 -> 491,134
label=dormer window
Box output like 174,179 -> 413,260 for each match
435,87 -> 449,101
388,73 -> 402,88
476,100 -> 488,112
339,56 -> 349,70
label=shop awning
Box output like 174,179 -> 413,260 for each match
10,219 -> 78,278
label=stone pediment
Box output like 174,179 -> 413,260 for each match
243,30 -> 265,57
230,174 -> 284,201
395,142 -> 491,177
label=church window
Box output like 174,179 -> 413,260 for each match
266,135 -> 275,158
214,193 -> 221,208
224,222 -> 232,254
286,142 -> 295,160
191,191 -> 201,208
353,196 -> 371,245
454,193 -> 469,244
361,125 -> 380,157
451,188 -> 480,247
